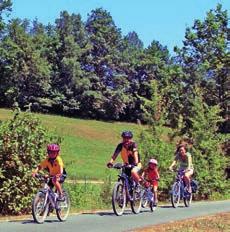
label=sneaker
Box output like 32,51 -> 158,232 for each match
57,195 -> 65,201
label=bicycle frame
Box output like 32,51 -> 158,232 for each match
35,175 -> 59,211
170,170 -> 192,208
143,186 -> 154,202
175,171 -> 186,197
117,166 -> 134,201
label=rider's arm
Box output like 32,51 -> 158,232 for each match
187,154 -> 193,170
156,168 -> 160,179
133,150 -> 139,165
141,170 -> 146,178
56,156 -> 64,177
32,165 -> 42,177
169,160 -> 177,170
110,143 -> 123,164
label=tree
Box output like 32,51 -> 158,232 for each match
174,4 -> 229,132
84,8 -> 131,120
0,0 -> 12,35
0,18 -> 51,109
50,11 -> 87,115
187,89 -> 230,198
124,31 -> 143,50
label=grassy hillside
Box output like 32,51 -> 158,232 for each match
0,108 -> 142,180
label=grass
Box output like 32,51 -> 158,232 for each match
0,108 -> 142,180
135,212 -> 230,232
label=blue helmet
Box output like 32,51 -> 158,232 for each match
121,131 -> 133,139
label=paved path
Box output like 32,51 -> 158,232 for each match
0,200 -> 229,232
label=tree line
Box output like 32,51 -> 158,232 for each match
0,1 -> 228,133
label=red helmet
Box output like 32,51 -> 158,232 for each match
149,158 -> 158,165
47,144 -> 60,152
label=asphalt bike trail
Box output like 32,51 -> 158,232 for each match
0,200 -> 229,232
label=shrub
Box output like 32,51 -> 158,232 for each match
0,109 -> 54,215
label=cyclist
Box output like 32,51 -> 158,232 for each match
169,143 -> 193,193
142,158 -> 160,206
32,144 -> 66,201
107,131 -> 142,184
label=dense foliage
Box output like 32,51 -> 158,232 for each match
0,2 -> 227,132
0,110 -> 51,215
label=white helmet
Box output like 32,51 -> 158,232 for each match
149,158 -> 158,165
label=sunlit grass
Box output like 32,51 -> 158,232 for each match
0,108 -> 141,179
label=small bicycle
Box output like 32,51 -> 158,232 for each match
141,182 -> 156,212
111,163 -> 142,216
32,174 -> 70,223
170,170 -> 192,208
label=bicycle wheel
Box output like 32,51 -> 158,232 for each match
112,181 -> 126,216
32,191 -> 49,224
142,200 -> 148,208
171,182 -> 181,208
149,201 -> 156,212
184,191 -> 192,207
131,185 -> 142,214
141,189 -> 148,208
149,195 -> 156,212
56,190 -> 71,221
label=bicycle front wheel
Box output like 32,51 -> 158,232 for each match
171,182 -> 181,208
112,181 -> 126,216
32,191 -> 49,224
131,185 -> 142,214
141,191 -> 148,208
56,190 -> 71,221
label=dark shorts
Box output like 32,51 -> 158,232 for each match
48,174 -> 66,188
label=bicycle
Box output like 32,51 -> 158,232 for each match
32,174 -> 70,223
141,182 -> 156,212
170,170 -> 192,208
111,163 -> 142,216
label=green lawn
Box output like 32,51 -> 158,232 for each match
0,108 -> 142,180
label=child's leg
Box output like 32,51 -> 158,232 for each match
153,186 -> 158,204
52,176 -> 63,196
152,180 -> 158,205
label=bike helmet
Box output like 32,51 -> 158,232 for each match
47,144 -> 60,152
121,131 -> 133,139
149,158 -> 158,165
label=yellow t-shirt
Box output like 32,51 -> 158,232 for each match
39,156 -> 64,176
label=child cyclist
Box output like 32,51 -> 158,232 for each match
32,144 -> 66,201
141,158 -> 160,206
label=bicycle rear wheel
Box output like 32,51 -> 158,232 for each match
171,182 -> 181,208
112,181 -> 126,216
149,201 -> 156,212
56,190 -> 71,221
32,191 -> 49,224
131,185 -> 142,214
184,191 -> 192,207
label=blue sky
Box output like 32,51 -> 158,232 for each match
10,0 -> 230,52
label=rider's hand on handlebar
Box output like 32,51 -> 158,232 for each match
107,162 -> 113,168
32,172 -> 37,178
126,164 -> 133,169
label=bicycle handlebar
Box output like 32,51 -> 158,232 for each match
34,173 -> 51,182
112,163 -> 135,169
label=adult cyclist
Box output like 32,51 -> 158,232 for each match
107,131 -> 142,184
169,143 -> 194,193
